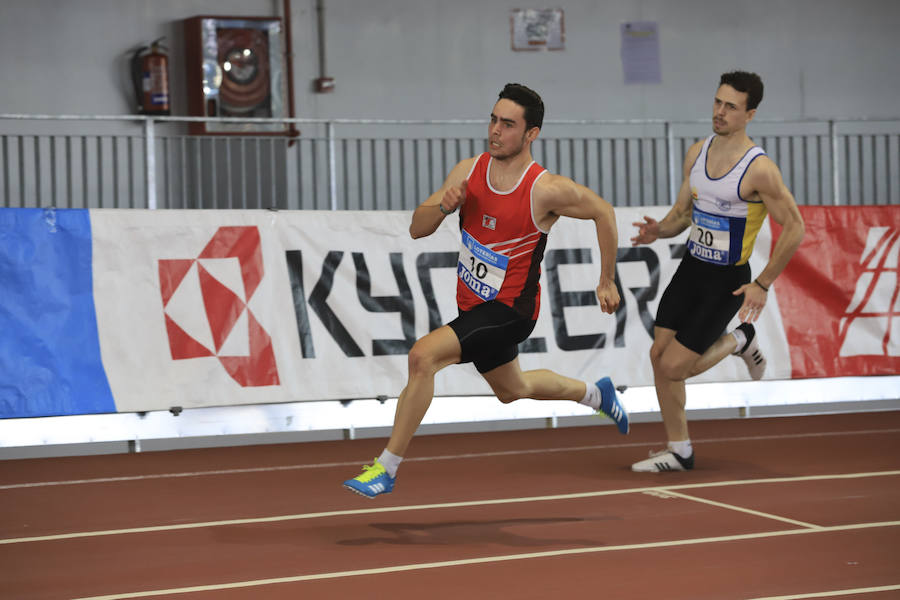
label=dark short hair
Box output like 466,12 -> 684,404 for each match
498,83 -> 544,130
719,71 -> 764,111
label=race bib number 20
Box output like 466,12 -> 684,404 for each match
458,230 -> 508,300
687,208 -> 732,265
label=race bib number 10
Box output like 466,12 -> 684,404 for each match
458,230 -> 508,300
687,208 -> 732,265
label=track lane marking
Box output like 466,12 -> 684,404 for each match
747,584 -> 900,599
3,470 -> 898,545
2,427 -> 899,490
661,490 -> 823,529
68,521 -> 900,600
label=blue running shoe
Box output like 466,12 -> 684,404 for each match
596,377 -> 629,434
343,459 -> 396,499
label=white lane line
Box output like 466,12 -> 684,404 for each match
661,490 -> 823,529
3,470 -> 899,545
746,584 -> 900,599
3,428 -> 899,490
656,470 -> 900,491
69,521 -> 900,600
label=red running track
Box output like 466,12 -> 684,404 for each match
1,411 -> 899,600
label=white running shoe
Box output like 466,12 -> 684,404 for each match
631,449 -> 694,472
734,322 -> 766,380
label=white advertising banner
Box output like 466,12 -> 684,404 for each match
89,207 -> 792,413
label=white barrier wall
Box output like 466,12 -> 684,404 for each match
1,205 -> 898,419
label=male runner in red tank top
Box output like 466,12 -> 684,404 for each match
344,83 -> 628,499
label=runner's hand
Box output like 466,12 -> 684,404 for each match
596,277 -> 620,314
441,181 -> 467,213
631,216 -> 660,245
734,281 -> 767,322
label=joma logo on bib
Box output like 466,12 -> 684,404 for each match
458,230 -> 508,300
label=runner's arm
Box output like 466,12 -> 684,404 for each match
746,156 -> 805,289
732,156 -> 805,322
534,174 -> 620,313
631,140 -> 702,244
410,158 -> 476,239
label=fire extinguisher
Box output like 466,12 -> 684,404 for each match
130,37 -> 170,115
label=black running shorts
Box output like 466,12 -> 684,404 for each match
655,253 -> 751,354
447,300 -> 537,373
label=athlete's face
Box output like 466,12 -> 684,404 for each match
488,99 -> 539,159
712,84 -> 756,135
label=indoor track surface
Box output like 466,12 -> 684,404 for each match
1,410 -> 899,599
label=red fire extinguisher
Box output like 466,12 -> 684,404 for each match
130,37 -> 170,115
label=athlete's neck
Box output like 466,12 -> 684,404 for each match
712,129 -> 753,153
488,150 -> 534,190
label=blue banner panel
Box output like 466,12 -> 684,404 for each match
0,208 -> 115,418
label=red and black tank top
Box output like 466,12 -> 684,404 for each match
455,152 -> 548,320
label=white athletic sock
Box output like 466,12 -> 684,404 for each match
731,328 -> 747,354
377,449 -> 403,478
668,439 -> 693,459
578,381 -> 600,411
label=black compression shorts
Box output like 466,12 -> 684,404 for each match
447,300 -> 537,373
655,253 -> 751,354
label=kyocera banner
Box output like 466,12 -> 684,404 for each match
1,205 -> 895,418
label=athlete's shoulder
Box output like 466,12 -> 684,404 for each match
533,171 -> 573,196
742,153 -> 788,198
532,172 -> 584,216
683,138 -> 706,172
458,154 -> 482,171
690,137 -> 708,152
744,153 -> 782,180
687,138 -> 706,160
445,155 -> 481,186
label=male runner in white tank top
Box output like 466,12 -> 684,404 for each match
630,71 -> 805,472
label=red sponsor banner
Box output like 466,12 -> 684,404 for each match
773,205 -> 900,378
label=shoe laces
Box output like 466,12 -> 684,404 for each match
355,460 -> 386,482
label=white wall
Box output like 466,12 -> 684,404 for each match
0,0 -> 898,121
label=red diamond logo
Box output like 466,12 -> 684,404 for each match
158,226 -> 279,387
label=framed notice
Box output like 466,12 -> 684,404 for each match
184,16 -> 294,135
510,9 -> 565,51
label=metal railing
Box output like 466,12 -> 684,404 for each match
1,114 -> 898,210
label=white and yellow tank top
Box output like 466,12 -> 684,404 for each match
687,135 -> 767,266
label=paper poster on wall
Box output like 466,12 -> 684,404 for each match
510,9 -> 565,51
620,21 -> 661,84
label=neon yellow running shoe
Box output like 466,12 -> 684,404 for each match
343,459 -> 396,498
